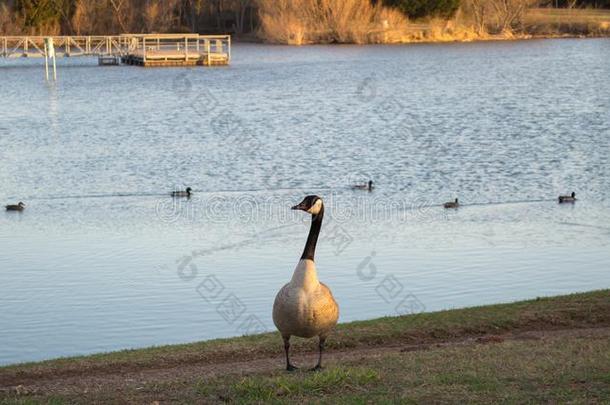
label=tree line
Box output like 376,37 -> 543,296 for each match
0,0 -> 608,35
0,0 -> 257,35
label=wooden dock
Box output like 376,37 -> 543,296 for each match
120,34 -> 230,67
0,34 -> 230,67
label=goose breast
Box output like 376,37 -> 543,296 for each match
273,282 -> 339,339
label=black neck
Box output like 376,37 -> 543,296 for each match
301,204 -> 324,261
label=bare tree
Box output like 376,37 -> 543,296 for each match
71,0 -> 88,34
489,0 -> 538,33
110,0 -> 132,32
50,0 -> 75,34
143,0 -> 160,32
187,0 -> 202,31
230,0 -> 251,34
463,0 -> 489,34
0,2 -> 18,34
213,0 -> 225,30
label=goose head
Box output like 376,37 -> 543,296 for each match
292,195 -> 323,215
571,192 -> 575,198
18,202 -> 25,208
455,198 -> 458,203
186,187 -> 192,194
368,180 -> 373,189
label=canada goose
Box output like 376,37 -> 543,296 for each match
558,192 -> 576,203
273,195 -> 339,372
5,202 -> 25,211
443,198 -> 459,209
171,187 -> 192,197
352,180 -> 373,191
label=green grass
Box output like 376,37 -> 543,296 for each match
223,367 -> 379,402
187,335 -> 610,404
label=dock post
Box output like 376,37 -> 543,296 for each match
206,39 -> 211,66
44,37 -> 56,81
185,37 -> 188,60
44,41 -> 49,81
228,36 -> 231,63
143,37 -> 147,65
51,41 -> 57,80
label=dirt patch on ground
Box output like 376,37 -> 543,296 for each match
2,326 -> 609,399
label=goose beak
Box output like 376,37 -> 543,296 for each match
291,202 -> 306,211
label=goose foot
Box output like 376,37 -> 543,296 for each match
286,364 -> 299,372
310,365 -> 323,372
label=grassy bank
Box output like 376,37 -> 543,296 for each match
254,7 -> 610,44
524,8 -> 610,36
1,290 -> 609,404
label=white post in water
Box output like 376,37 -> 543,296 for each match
51,43 -> 57,80
44,37 -> 57,81
44,41 -> 49,81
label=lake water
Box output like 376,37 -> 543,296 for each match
1,39 -> 609,366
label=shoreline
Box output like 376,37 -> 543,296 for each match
1,289 -> 609,403
1,288 -> 606,369
232,32 -> 610,46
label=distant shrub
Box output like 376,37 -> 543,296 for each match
382,0 -> 462,19
257,0 -> 411,45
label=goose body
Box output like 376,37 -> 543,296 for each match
558,192 -> 576,203
171,187 -> 192,197
273,260 -> 339,339
273,195 -> 339,371
352,180 -> 373,191
444,198 -> 459,209
5,202 -> 25,211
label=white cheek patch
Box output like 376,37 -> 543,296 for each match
307,199 -> 322,215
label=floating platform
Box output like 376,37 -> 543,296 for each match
98,55 -> 119,65
121,50 -> 229,67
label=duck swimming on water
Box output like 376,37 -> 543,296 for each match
5,202 -> 25,211
558,192 -> 576,203
443,198 -> 459,209
352,180 -> 373,191
171,187 -> 192,197
273,195 -> 339,371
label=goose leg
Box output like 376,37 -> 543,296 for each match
283,335 -> 298,371
311,336 -> 326,371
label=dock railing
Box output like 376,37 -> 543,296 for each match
0,34 -> 231,64
1,35 -> 123,57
